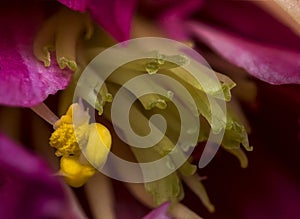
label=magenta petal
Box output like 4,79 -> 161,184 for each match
0,7 -> 72,107
58,0 -> 137,41
0,133 -> 70,219
188,22 -> 300,85
142,202 -> 171,219
158,0 -> 203,40
57,0 -> 88,12
87,0 -> 137,41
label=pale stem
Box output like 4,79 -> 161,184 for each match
225,148 -> 248,169
181,174 -> 215,213
30,102 -> 59,126
125,183 -> 156,208
169,203 -> 203,219
85,172 -> 116,219
63,183 -> 89,219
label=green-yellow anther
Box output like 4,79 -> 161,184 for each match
60,156 -> 96,188
146,172 -> 183,206
58,57 -> 78,72
33,7 -> 93,72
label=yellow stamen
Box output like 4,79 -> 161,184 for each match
50,103 -> 112,187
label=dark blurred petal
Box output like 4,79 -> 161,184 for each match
242,163 -> 300,219
57,0 -> 88,12
0,132 -> 73,219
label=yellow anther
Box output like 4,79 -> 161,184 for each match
50,103 -> 89,157
60,156 -> 96,188
50,123 -> 81,156
54,105 -> 73,128
84,123 -> 112,167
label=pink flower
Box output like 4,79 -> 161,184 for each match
1,1 -> 300,219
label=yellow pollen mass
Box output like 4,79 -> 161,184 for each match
60,156 -> 96,188
50,104 -> 88,157
50,123 -> 82,157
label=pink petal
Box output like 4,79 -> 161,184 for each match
0,6 -> 72,107
188,22 -> 300,85
57,0 -> 137,41
87,0 -> 137,41
142,202 -> 171,219
0,133 -> 69,218
57,0 -> 88,12
197,0 -> 300,51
